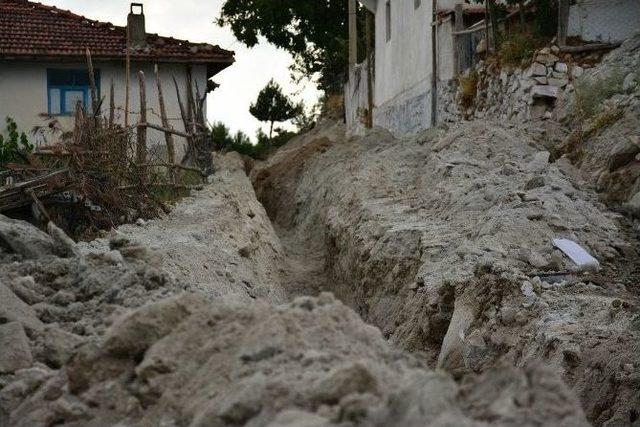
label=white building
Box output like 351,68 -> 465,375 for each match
0,0 -> 234,154
347,0 -> 640,137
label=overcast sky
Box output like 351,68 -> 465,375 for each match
39,0 -> 322,140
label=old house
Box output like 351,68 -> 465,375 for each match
0,0 -> 234,149
346,0 -> 640,137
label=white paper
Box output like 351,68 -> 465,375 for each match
553,238 -> 600,271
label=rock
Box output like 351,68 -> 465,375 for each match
623,191 -> 640,216
536,53 -> 559,66
0,322 -> 33,373
524,176 -> 546,190
572,65 -> 584,78
533,76 -> 548,85
9,276 -> 43,305
623,73 -> 637,92
608,139 -> 640,172
526,151 -> 551,173
136,218 -> 147,226
47,222 -> 79,258
41,326 -> 84,368
548,77 -> 568,88
266,410 -> 331,427
312,362 -> 378,404
555,62 -> 568,73
0,283 -> 45,333
0,215 -> 54,259
530,62 -> 547,77
531,85 -> 559,99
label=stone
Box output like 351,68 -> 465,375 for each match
41,326 -> 84,368
555,62 -> 568,73
623,191 -> 640,216
608,139 -> 640,172
533,76 -> 548,85
526,151 -> 551,173
536,53 -> 559,66
47,222 -> 79,258
0,322 -> 33,373
539,47 -> 551,55
572,65 -> 584,78
623,73 -> 637,92
524,176 -> 546,190
530,62 -> 547,77
9,276 -> 43,305
0,215 -> 54,259
312,362 -> 378,404
0,283 -> 45,333
531,85 -> 559,99
548,77 -> 568,88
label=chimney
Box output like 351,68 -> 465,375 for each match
127,3 -> 146,48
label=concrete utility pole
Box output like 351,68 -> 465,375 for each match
348,0 -> 358,75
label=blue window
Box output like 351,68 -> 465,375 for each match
47,69 -> 100,116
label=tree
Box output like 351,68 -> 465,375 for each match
218,0 -> 366,94
249,80 -> 300,139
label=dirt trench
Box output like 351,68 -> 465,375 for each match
250,120 -> 640,426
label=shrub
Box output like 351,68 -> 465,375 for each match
458,71 -> 479,109
574,67 -> 626,119
0,117 -> 33,168
499,33 -> 535,67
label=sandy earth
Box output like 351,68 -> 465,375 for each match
1,37 -> 640,427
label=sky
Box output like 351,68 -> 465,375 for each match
38,0 -> 322,140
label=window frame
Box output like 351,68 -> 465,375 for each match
47,69 -> 100,116
415,0 -> 421,9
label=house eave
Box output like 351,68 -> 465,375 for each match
358,0 -> 377,14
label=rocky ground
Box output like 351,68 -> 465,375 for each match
1,35 -> 640,427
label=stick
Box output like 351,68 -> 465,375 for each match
85,48 -> 100,118
137,71 -> 148,188
154,64 -> 176,183
186,65 -> 196,134
125,25 -> 131,128
109,80 -> 115,127
138,122 -> 191,139
25,188 -> 52,223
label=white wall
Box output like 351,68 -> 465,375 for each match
372,0 -> 433,136
0,60 -> 207,160
568,0 -> 640,43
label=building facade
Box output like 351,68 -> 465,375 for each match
0,0 -> 234,154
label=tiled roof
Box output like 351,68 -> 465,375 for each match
0,0 -> 234,71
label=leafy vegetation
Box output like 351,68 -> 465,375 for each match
0,117 -> 33,169
499,32 -> 535,67
250,80 -> 301,139
458,71 -> 479,109
218,0 -> 370,94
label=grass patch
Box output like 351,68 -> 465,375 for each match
458,71 -> 479,109
574,67 -> 626,119
499,33 -> 535,67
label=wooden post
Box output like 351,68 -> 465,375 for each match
454,3 -> 464,76
558,0 -> 570,47
186,65 -> 196,134
487,0 -> 500,51
154,64 -> 176,183
365,11 -> 374,128
85,48 -> 99,118
108,80 -> 115,127
173,76 -> 195,164
348,0 -> 357,75
136,71 -> 147,188
518,0 -> 526,29
484,1 -> 490,55
125,25 -> 131,128
73,101 -> 84,145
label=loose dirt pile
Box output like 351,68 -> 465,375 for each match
1,152 -> 591,427
253,119 -> 640,425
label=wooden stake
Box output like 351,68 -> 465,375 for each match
137,71 -> 147,188
558,0 -> 570,47
154,64 -> 176,183
365,11 -> 374,128
109,80 -> 115,127
186,65 -> 196,134
85,48 -> 99,117
173,75 -> 196,165
348,0 -> 357,74
125,25 -> 131,128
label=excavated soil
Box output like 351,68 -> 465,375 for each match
1,38 -> 640,427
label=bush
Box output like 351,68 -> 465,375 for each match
574,68 -> 626,118
458,71 -> 479,109
499,33 -> 535,67
0,117 -> 33,168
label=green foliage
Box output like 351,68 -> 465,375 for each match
0,117 -> 33,168
574,68 -> 626,119
207,122 -> 298,161
250,80 -> 301,138
218,0 -> 360,94
458,71 -> 479,109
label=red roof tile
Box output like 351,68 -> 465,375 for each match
0,0 -> 234,73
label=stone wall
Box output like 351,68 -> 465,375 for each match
438,46 -> 586,125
